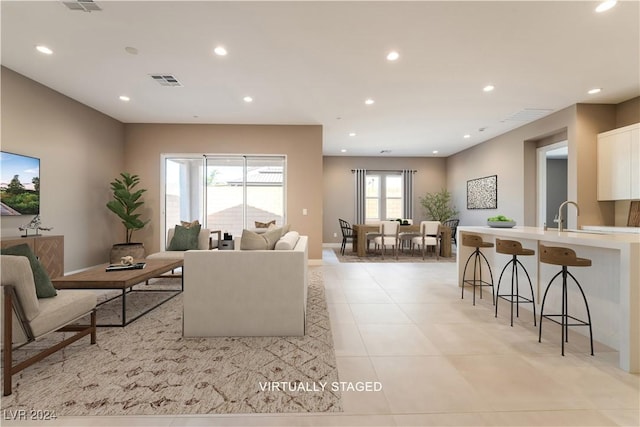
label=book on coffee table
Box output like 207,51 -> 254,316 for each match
105,262 -> 147,272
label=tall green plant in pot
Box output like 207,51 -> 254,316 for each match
419,188 -> 459,222
106,172 -> 150,263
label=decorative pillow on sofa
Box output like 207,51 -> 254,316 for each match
0,244 -> 57,298
275,231 -> 300,250
240,227 -> 283,250
168,224 -> 202,250
240,229 -> 268,250
262,227 -> 283,250
255,220 -> 276,228
180,219 -> 200,229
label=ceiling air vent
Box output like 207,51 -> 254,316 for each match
502,108 -> 554,122
150,74 -> 183,87
62,0 -> 102,12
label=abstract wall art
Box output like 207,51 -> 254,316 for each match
467,175 -> 497,210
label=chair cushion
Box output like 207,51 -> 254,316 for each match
1,255 -> 40,321
373,236 -> 397,246
30,290 -> 97,338
167,224 -> 201,251
412,236 -> 438,246
1,244 -> 57,298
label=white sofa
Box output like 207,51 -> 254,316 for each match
183,235 -> 308,337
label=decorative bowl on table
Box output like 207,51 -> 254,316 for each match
487,220 -> 516,228
487,215 -> 516,228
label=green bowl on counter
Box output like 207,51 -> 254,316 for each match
487,220 -> 516,228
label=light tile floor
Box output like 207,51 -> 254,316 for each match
5,248 -> 639,426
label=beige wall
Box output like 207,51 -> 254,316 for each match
448,106 -> 577,227
616,97 -> 640,128
323,156 -> 446,243
447,101 -> 634,229
0,67 -> 125,271
574,104 -> 617,226
123,124 -> 323,260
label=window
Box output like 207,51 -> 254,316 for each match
162,155 -> 286,245
365,172 -> 404,222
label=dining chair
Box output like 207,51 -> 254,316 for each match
338,218 -> 354,255
442,219 -> 459,245
373,221 -> 400,260
411,221 -> 441,259
398,220 -> 419,253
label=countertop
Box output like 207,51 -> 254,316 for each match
457,225 -> 640,249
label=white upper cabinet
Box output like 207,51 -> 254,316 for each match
597,123 -> 640,201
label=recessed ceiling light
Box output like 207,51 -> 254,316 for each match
243,96 -> 253,103
595,0 -> 617,12
341,149 -> 347,153
36,45 -> 53,55
463,134 -> 471,139
365,98 -> 375,105
588,88 -> 602,95
124,46 -> 139,55
119,95 -> 130,102
483,85 -> 495,92
386,51 -> 399,61
432,150 -> 439,154
214,46 -> 227,56
349,132 -> 356,137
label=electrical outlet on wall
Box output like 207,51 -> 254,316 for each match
333,233 -> 337,237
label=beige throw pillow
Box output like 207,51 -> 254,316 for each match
262,227 -> 283,250
255,220 -> 276,228
240,229 -> 269,250
180,219 -> 200,229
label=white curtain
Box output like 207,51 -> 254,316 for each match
353,169 -> 367,224
402,169 -> 415,219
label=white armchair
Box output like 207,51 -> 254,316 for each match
1,255 -> 97,396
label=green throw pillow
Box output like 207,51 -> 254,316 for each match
1,244 -> 57,298
167,224 -> 201,251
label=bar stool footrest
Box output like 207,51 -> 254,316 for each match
497,295 -> 534,304
462,279 -> 493,287
541,314 -> 591,327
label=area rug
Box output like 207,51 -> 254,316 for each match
333,247 -> 456,263
1,269 -> 342,415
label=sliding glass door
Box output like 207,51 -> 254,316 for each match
164,157 -> 204,244
163,154 -> 286,242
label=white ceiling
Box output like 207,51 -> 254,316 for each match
2,1 -> 639,157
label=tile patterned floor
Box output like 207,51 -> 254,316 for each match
4,247 -> 638,426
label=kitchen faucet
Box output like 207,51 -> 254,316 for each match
556,200 -> 579,232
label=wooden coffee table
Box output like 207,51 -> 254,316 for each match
52,259 -> 183,327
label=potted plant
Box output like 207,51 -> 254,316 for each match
106,172 -> 150,263
419,188 -> 459,222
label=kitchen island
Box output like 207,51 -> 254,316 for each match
457,226 -> 640,373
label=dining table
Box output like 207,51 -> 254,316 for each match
352,223 -> 452,257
